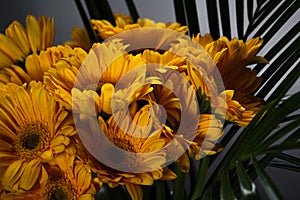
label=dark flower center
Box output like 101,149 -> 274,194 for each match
23,133 -> 40,150
15,123 -> 49,160
51,188 -> 68,200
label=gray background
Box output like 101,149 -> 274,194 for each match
0,0 -> 299,199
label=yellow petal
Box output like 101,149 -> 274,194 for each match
26,15 -> 40,53
137,173 -> 154,185
19,159 -> 41,190
77,165 -> 91,191
125,183 -> 143,200
40,149 -> 53,161
50,135 -> 65,146
78,194 -> 94,200
52,144 -> 66,154
176,153 -> 190,173
0,34 -> 24,62
3,160 -> 25,191
16,86 -> 33,117
160,167 -> 177,180
25,54 -> 43,81
0,50 -> 14,68
101,83 -> 114,114
40,166 -> 48,188
5,21 -> 30,55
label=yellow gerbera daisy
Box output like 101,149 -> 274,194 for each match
65,27 -> 92,52
138,48 -> 225,172
92,13 -> 188,40
1,155 -> 97,200
66,13 -> 188,51
44,154 -> 97,200
72,102 -> 176,200
193,34 -> 268,126
0,82 -> 76,192
0,15 -> 54,69
0,45 -> 86,86
45,41 -> 147,110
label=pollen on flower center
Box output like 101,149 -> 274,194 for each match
15,123 -> 49,159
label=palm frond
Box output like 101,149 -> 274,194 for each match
252,157 -> 284,200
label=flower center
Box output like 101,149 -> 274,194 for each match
45,177 -> 76,200
15,123 -> 49,159
51,187 -> 68,200
23,133 -> 40,150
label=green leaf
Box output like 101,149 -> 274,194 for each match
257,47 -> 299,99
220,171 -> 236,200
247,0 -> 254,22
183,0 -> 200,36
95,184 -> 130,200
196,87 -> 212,114
142,185 -> 154,200
246,153 -> 279,182
219,125 -> 241,148
239,92 -> 300,157
220,99 -> 278,166
235,0 -> 244,39
254,0 -> 294,39
259,0 -> 299,44
283,127 -> 300,142
236,162 -> 257,198
85,0 -> 102,19
218,0 -> 231,39
172,164 -> 186,200
253,116 -> 300,154
256,0 -> 266,7
269,160 -> 300,173
252,157 -> 284,200
263,141 -> 300,154
188,157 -> 197,194
206,0 -> 219,39
244,0 -> 281,38
254,22 -> 299,72
96,0 -> 116,25
268,62 -> 300,101
190,157 -> 209,200
173,0 -> 187,26
201,186 -> 214,200
125,0 -> 139,22
74,0 -> 98,43
155,180 -> 166,200
277,153 -> 300,166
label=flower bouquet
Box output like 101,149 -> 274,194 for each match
0,0 -> 299,199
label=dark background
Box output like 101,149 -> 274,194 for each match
0,0 -> 299,199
